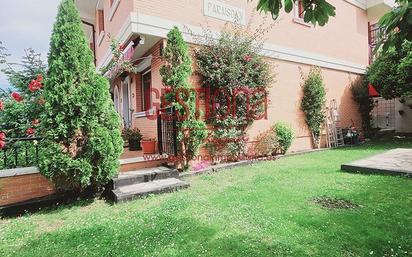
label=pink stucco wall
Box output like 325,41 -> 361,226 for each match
133,0 -> 369,65
94,0 -> 133,66
88,0 -> 368,152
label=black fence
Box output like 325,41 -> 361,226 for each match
157,106 -> 178,156
1,137 -> 42,169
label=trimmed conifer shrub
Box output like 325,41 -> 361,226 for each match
160,27 -> 207,170
300,67 -> 326,148
39,0 -> 123,191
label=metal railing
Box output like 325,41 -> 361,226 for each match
157,106 -> 178,156
1,137 -> 42,169
368,23 -> 385,63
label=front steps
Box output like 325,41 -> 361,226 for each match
112,166 -> 189,203
119,155 -> 168,172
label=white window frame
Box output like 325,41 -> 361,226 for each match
114,85 -> 120,113
121,76 -> 132,126
141,69 -> 152,112
293,1 -> 313,27
109,0 -> 121,21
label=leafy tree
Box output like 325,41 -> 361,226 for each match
377,0 -> 412,51
0,41 -> 8,65
39,0 -> 123,191
251,0 -> 336,26
367,40 -> 412,99
300,67 -> 326,148
350,76 -> 374,137
160,27 -> 207,170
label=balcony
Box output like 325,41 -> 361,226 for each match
367,0 -> 396,21
368,23 -> 384,63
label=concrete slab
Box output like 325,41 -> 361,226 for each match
341,148 -> 412,177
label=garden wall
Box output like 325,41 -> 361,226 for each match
0,167 -> 55,207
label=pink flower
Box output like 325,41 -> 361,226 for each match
11,92 -> 23,102
32,119 -> 40,126
0,140 -> 5,150
26,127 -> 35,136
0,101 -> 3,111
243,55 -> 252,62
0,132 -> 5,141
36,74 -> 43,83
28,80 -> 41,92
28,75 -> 43,92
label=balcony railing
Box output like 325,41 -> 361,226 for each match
368,23 -> 385,63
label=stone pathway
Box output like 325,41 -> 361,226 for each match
341,148 -> 412,177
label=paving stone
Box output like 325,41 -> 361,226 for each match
341,148 -> 412,177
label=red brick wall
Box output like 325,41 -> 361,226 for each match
0,173 -> 55,207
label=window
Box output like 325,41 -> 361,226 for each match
296,0 -> 304,19
97,9 -> 105,33
142,71 -> 152,111
113,86 -> 120,113
293,0 -> 312,27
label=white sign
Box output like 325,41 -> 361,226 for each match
203,0 -> 246,25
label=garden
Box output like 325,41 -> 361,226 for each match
0,137 -> 411,257
0,0 -> 411,256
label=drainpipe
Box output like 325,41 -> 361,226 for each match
81,20 -> 97,66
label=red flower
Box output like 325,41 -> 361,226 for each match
26,127 -> 35,136
32,119 -> 40,126
36,74 -> 43,83
243,55 -> 252,62
11,92 -> 23,102
0,140 -> 5,150
0,101 -> 3,111
0,132 -> 5,141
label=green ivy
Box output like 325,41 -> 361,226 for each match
350,76 -> 374,138
39,0 -> 123,191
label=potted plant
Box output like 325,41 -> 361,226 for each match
141,138 -> 156,154
122,127 -> 142,151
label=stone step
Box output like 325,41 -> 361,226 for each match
113,166 -> 179,189
119,155 -> 168,172
112,178 -> 189,203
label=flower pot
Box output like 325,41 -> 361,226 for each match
128,139 -> 141,151
141,140 -> 156,154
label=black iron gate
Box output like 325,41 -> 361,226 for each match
157,106 -> 178,156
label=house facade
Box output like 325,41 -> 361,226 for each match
75,0 -> 395,153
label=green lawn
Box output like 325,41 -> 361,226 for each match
1,139 -> 411,257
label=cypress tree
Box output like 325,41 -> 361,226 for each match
39,0 -> 123,191
160,27 -> 207,170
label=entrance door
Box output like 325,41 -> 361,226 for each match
122,78 -> 131,127
142,71 -> 151,111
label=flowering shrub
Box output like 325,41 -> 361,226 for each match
253,129 -> 278,157
0,47 -> 46,145
195,23 -> 272,159
100,37 -> 138,79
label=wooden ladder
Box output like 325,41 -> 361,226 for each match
326,100 -> 345,148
